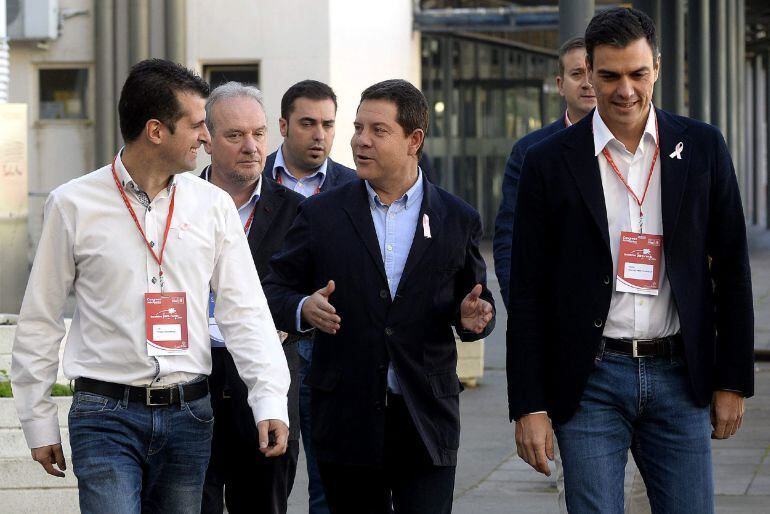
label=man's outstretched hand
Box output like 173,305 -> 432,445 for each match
301,280 -> 341,334
460,284 -> 493,333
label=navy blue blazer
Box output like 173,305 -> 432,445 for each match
263,150 -> 357,193
263,175 -> 495,467
506,108 -> 754,424
493,117 -> 567,310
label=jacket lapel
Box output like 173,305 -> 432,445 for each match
342,181 -> 388,283
563,114 -> 611,252
398,175 -> 440,295
247,178 -> 283,252
655,108 -> 691,245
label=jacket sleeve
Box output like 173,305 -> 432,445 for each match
708,132 -> 754,397
506,150 -> 550,421
454,211 -> 496,341
493,141 -> 526,311
263,203 -> 317,334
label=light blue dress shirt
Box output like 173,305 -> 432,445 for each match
366,169 -> 423,394
207,168 -> 261,347
272,146 -> 327,198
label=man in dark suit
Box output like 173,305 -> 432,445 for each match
262,80 -> 356,514
493,36 -> 596,310
200,82 -> 305,514
264,79 -> 495,514
507,8 -> 753,514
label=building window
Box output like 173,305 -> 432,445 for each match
203,64 -> 260,89
39,68 -> 88,120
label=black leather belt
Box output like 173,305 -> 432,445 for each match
74,377 -> 208,406
603,334 -> 683,358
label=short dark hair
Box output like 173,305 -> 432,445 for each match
584,7 -> 658,68
118,59 -> 210,143
557,37 -> 586,77
280,80 -> 337,120
359,79 -> 428,157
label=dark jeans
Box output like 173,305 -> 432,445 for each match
555,346 -> 714,514
202,347 -> 298,514
68,384 -> 213,514
318,394 -> 456,514
298,338 -> 330,514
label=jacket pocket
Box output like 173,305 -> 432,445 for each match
428,371 -> 463,398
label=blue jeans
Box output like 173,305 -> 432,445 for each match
68,384 -> 214,514
554,345 -> 713,514
298,338 -> 330,514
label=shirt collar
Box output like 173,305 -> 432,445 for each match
205,165 -> 261,209
365,168 -> 424,210
115,147 -> 176,196
272,146 -> 329,182
564,110 -> 573,127
592,104 -> 658,156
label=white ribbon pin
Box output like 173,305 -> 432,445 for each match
423,213 -> 432,238
669,142 -> 684,160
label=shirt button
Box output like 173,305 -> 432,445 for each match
603,275 -> 610,285
151,277 -> 157,284
594,318 -> 603,328
380,289 -> 388,299
387,244 -> 393,252
148,206 -> 152,212
385,327 -> 394,336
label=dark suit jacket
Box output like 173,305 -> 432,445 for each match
201,167 -> 305,440
263,150 -> 357,193
263,175 -> 496,467
506,108 -> 754,424
493,117 -> 567,310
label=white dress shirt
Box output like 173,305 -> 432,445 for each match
12,154 -> 290,449
592,106 -> 681,339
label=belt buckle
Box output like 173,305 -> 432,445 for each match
146,387 -> 170,406
632,339 -> 640,358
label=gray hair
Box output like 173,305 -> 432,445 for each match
205,81 -> 266,135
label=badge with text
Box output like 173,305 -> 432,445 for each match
616,231 -> 663,296
145,292 -> 189,355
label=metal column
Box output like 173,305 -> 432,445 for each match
710,0 -> 728,134
737,0 -> 747,214
767,48 -> 770,228
129,0 -> 150,66
95,0 -> 116,168
165,0 -> 186,64
633,0 -> 662,106
745,59 -> 754,223
660,0 -> 685,114
558,0 -> 595,44
688,0 -> 710,122
727,0 -> 739,189
754,54 -> 766,227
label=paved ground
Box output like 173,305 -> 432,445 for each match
288,230 -> 770,513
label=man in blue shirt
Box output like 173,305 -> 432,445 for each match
493,37 -> 596,309
262,80 -> 356,514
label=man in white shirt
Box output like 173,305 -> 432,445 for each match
507,8 -> 753,513
11,59 -> 290,514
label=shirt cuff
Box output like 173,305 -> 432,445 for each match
21,416 -> 62,449
251,396 -> 290,427
296,296 -> 313,333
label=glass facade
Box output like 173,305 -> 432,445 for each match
421,34 -> 561,236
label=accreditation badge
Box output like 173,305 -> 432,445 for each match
616,231 -> 663,296
145,292 -> 189,355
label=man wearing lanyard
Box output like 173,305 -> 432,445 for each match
493,36 -> 596,310
11,59 -> 290,514
200,82 -> 305,514
262,79 -> 356,514
507,8 -> 753,513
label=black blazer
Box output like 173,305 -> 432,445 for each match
201,167 -> 306,440
506,108 -> 754,424
263,150 -> 357,193
263,175 -> 496,467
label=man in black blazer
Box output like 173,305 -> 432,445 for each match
262,80 -> 356,514
264,79 -> 495,514
507,8 -> 753,514
200,82 -> 304,514
493,36 -> 596,310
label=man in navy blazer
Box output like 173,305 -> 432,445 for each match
493,37 -> 596,309
507,8 -> 753,513
264,79 -> 495,514
262,80 -> 356,514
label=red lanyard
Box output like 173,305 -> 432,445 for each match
601,117 -> 660,233
276,170 -> 321,196
111,154 -> 176,289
